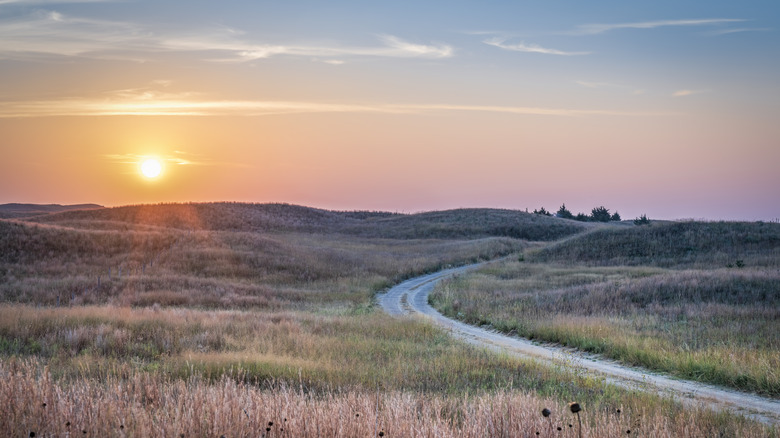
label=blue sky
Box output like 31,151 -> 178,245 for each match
0,0 -> 778,220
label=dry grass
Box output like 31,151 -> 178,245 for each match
431,261 -> 780,395
0,218 -> 524,309
530,220 -> 780,268
31,202 -> 589,241
3,204 -> 777,434
1,359 -> 773,437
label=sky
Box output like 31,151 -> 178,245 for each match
0,0 -> 778,221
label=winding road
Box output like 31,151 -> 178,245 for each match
378,262 -> 780,425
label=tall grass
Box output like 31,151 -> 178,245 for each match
431,261 -> 780,395
1,359 -> 773,437
0,304 -> 601,397
1,218 -> 524,309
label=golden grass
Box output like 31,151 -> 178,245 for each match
431,260 -> 780,395
1,359 -> 773,437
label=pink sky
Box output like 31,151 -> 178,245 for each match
1,1 -> 778,221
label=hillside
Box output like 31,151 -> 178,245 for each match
1,202 -> 551,309
529,220 -> 780,267
30,202 -> 591,241
0,203 -> 103,219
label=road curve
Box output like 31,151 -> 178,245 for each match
378,262 -> 780,425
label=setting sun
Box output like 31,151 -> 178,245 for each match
140,158 -> 162,178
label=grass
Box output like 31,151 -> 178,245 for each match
2,360 -> 773,437
0,304 -> 601,397
1,204 -> 778,435
530,220 -> 780,268
0,217 -> 524,309
430,260 -> 780,396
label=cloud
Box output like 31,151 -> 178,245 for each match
104,152 -> 249,169
576,18 -> 746,35
672,89 -> 708,97
379,35 -> 453,58
0,11 -> 453,61
484,37 -> 590,56
0,92 -> 679,118
705,27 -> 772,36
0,10 -> 155,61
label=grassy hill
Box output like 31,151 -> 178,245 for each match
1,202 -> 777,436
4,203 -> 572,309
0,203 -> 103,219
31,202 -> 590,241
529,220 -> 780,267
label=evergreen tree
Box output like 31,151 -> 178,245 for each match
533,207 -> 552,216
575,212 -> 590,222
556,204 -> 574,219
610,211 -> 621,221
591,206 -> 611,222
634,214 -> 651,225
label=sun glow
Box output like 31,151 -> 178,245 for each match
140,158 -> 162,178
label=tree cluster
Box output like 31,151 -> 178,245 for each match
532,203 -> 626,223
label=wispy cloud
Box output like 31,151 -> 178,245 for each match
0,11 -> 453,61
104,151 -> 251,171
484,37 -> 590,56
576,18 -> 747,35
672,89 -> 709,97
704,27 -> 772,36
0,92 -> 678,118
104,153 -> 194,166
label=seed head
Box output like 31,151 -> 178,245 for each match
541,408 -> 551,417
568,402 -> 581,414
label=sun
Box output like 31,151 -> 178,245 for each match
140,158 -> 163,178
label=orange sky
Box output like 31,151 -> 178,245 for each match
1,1 -> 779,220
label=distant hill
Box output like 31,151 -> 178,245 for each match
28,202 -> 591,241
0,203 -> 103,219
530,220 -> 780,267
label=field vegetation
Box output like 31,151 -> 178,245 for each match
431,221 -> 780,396
0,204 -> 777,436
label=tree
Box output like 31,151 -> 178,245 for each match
591,206 -> 611,222
533,207 -> 552,216
575,212 -> 590,222
610,211 -> 621,221
556,204 -> 574,219
634,214 -> 651,225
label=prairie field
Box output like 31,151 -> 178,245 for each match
0,204 -> 778,436
431,221 -> 780,396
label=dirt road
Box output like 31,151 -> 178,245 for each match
378,262 -> 780,425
